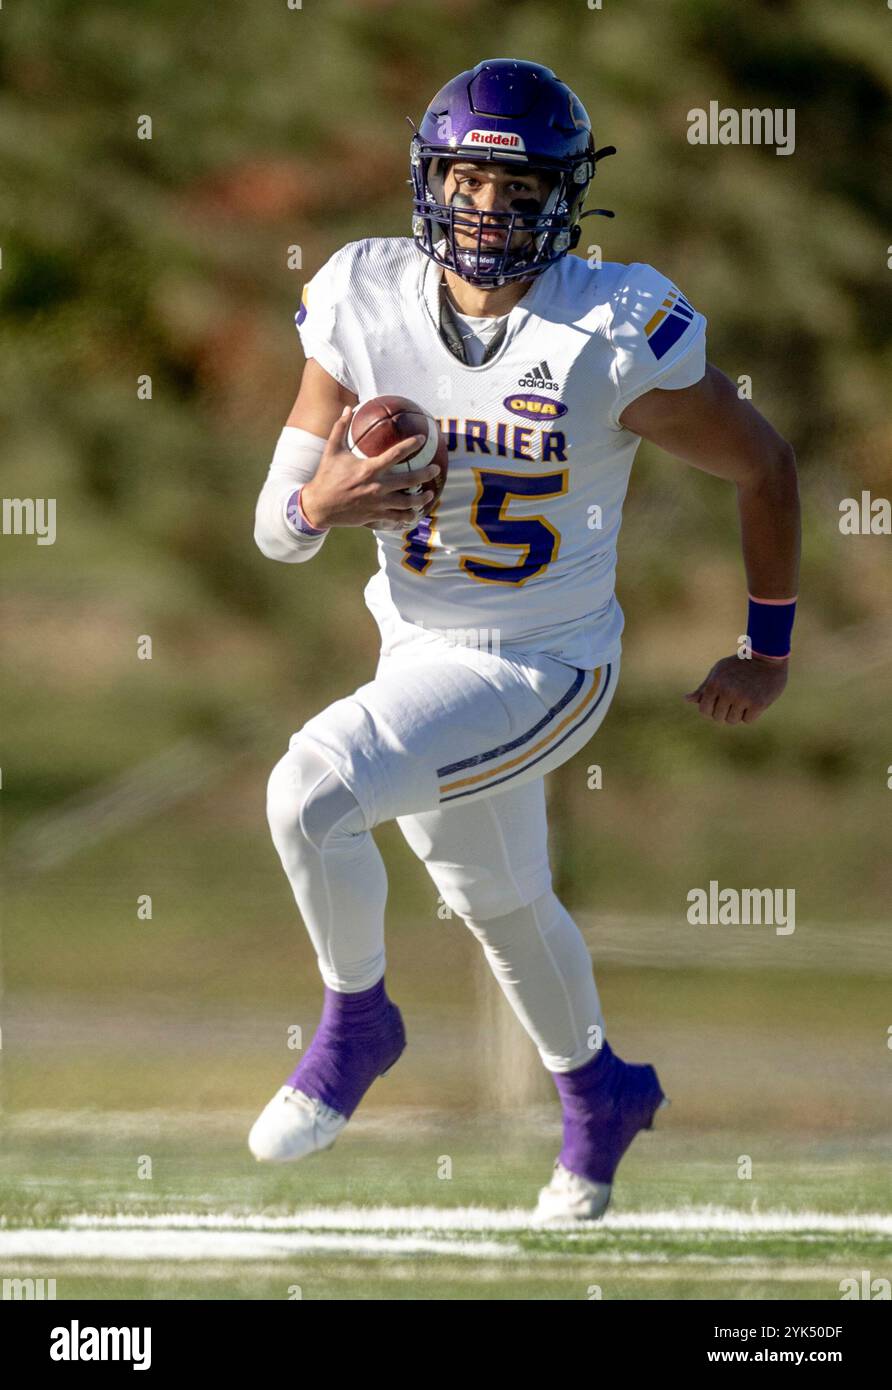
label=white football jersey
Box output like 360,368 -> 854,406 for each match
296,238 -> 706,669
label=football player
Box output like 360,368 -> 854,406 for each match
249,60 -> 799,1220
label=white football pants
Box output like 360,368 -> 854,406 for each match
266,636 -> 620,1072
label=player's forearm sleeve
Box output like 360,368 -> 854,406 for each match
254,427 -> 328,563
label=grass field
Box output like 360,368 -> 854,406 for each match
4,787 -> 890,1302
2,1110 -> 890,1300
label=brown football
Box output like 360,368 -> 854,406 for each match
347,395 -> 448,514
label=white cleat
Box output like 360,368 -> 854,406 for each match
533,1160 -> 613,1223
248,1085 -> 348,1163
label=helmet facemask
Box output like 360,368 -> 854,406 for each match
413,147 -> 588,288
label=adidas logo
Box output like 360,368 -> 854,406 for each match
518,360 -> 559,391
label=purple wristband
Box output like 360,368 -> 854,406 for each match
285,487 -> 328,537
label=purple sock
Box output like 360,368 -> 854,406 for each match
286,979 -> 405,1119
552,1040 -> 663,1185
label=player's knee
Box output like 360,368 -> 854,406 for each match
266,738 -> 366,857
462,885 -> 558,937
451,882 -> 542,925
266,749 -> 302,854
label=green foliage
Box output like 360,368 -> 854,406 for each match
2,0 -> 890,914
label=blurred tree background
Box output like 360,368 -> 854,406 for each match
1,0 -> 890,1123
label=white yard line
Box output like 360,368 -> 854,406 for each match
0,1206 -> 888,1262
48,1205 -> 892,1236
0,1229 -> 514,1261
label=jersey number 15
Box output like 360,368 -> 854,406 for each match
402,467 -> 568,585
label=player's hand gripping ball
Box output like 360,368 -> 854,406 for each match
348,396 -> 448,517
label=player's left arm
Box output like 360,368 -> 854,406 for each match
619,363 -> 800,725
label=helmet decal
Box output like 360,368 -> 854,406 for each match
464,129 -> 527,152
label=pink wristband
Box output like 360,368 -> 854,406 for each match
298,488 -> 328,534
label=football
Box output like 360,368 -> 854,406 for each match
347,395 -> 448,513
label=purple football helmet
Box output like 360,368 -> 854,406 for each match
409,58 -> 614,288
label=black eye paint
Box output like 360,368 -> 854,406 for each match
509,196 -> 543,229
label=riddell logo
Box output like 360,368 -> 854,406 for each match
518,361 -> 559,391
466,129 -> 526,151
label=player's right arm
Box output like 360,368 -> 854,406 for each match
253,359 -> 440,563
294,361 -> 440,532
